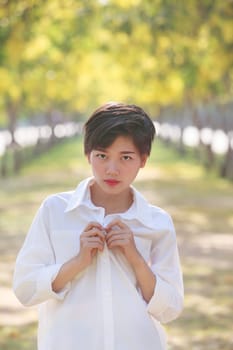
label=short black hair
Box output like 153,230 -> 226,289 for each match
84,102 -> 156,155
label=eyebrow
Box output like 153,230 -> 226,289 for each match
94,148 -> 136,154
120,151 -> 136,154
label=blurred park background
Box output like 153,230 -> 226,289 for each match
0,0 -> 233,349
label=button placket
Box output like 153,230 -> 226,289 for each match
100,243 -> 114,350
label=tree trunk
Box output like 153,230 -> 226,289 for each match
7,100 -> 18,145
7,100 -> 22,173
220,143 -> 233,181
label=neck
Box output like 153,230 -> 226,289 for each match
90,183 -> 133,215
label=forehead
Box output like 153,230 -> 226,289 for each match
94,135 -> 138,152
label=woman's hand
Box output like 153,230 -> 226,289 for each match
78,222 -> 106,268
105,219 -> 140,264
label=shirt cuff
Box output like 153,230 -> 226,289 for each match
36,264 -> 71,301
147,275 -> 171,319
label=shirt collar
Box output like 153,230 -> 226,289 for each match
121,187 -> 155,228
65,177 -> 154,228
64,177 -> 96,213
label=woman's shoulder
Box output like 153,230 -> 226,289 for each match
41,190 -> 74,210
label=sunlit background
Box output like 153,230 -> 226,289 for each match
0,1 -> 233,349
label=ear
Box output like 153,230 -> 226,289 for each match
140,154 -> 148,168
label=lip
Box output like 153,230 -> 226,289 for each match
104,179 -> 120,186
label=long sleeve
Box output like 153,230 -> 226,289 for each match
147,214 -> 184,324
13,200 -> 70,306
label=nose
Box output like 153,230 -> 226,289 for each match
105,160 -> 119,176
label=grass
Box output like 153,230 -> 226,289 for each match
0,324 -> 37,350
0,136 -> 232,349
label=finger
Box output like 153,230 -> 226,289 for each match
107,238 -> 130,249
81,239 -> 105,251
84,222 -> 103,232
106,228 -> 131,240
81,236 -> 105,246
91,248 -> 98,258
105,219 -> 128,232
82,227 -> 106,241
106,232 -> 129,244
83,221 -> 103,232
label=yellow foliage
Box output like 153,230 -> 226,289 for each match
9,85 -> 21,100
221,20 -> 233,44
0,68 -> 12,92
111,0 -> 142,8
44,0 -> 79,20
71,51 -> 130,111
167,73 -> 184,100
197,27 -> 210,50
5,27 -> 26,65
0,0 -> 231,115
157,36 -> 171,51
0,66 -> 20,102
23,36 -> 51,60
132,23 -> 152,46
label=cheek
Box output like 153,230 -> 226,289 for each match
125,164 -> 141,177
90,159 -> 103,173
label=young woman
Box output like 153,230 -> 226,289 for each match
13,102 -> 183,350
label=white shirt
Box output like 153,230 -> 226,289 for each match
13,177 -> 183,350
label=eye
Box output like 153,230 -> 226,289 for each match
96,153 -> 106,159
122,155 -> 132,161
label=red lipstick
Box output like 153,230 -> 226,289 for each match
104,179 -> 120,186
